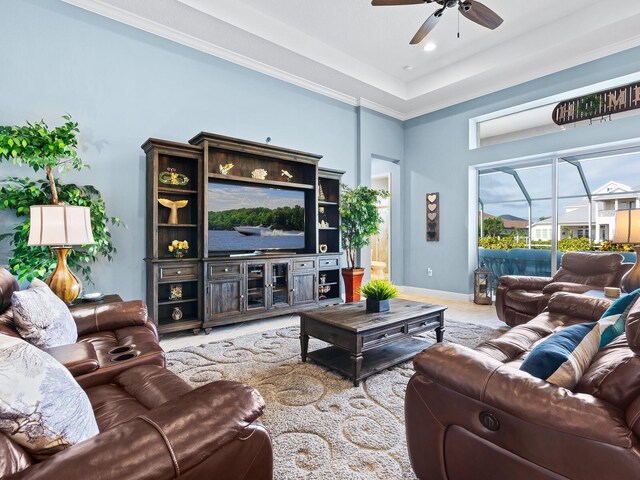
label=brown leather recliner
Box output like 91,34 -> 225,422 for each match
495,251 -> 631,326
0,268 -> 273,479
406,292 -> 640,480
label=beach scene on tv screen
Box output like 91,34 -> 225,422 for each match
208,183 -> 305,251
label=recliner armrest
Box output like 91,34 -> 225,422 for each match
71,300 -> 152,337
413,343 -> 632,448
499,275 -> 553,290
542,282 -> 598,295
8,380 -> 267,480
45,343 -> 99,377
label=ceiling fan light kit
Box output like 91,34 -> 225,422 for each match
372,0 -> 503,44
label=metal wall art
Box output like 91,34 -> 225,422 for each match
426,193 -> 439,242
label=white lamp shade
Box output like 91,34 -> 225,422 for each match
28,205 -> 95,246
613,209 -> 640,244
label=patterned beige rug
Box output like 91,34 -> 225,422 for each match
166,320 -> 504,480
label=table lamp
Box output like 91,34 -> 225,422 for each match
28,205 -> 95,303
613,208 -> 640,292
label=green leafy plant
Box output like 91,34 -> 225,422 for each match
0,115 -> 83,205
0,177 -> 121,282
358,279 -> 399,300
339,184 -> 389,269
0,116 -> 121,283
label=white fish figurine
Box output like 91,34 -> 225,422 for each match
281,170 -> 293,182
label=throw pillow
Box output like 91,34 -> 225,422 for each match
520,322 -> 601,389
11,279 -> 77,348
598,289 -> 640,347
0,334 -> 99,458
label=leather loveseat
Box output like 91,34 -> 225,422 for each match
495,251 -> 631,326
0,268 -> 273,479
405,291 -> 640,479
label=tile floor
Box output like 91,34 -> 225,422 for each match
160,292 -> 504,351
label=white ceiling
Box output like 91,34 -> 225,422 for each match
65,0 -> 640,119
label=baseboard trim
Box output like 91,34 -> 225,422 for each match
399,286 -> 473,303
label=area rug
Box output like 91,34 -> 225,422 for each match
166,320 -> 504,480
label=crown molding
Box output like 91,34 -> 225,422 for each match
358,99 -> 406,121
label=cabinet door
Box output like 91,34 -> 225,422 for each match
292,271 -> 317,306
246,263 -> 268,313
269,261 -> 292,309
207,278 -> 243,319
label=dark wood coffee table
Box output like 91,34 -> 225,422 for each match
300,298 -> 446,386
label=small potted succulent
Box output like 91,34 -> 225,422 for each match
359,279 -> 399,313
168,239 -> 189,258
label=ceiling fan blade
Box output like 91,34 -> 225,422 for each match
371,0 -> 428,5
410,9 -> 443,44
459,1 -> 503,30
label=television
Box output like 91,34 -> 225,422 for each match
208,182 -> 306,253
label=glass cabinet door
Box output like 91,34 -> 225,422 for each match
246,263 -> 266,311
271,262 -> 290,308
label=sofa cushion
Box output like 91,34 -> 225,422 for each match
11,279 -> 77,348
85,365 -> 192,431
520,322 -> 602,389
0,334 -> 98,458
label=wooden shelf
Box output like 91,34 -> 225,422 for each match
208,173 -> 314,190
158,223 -> 198,228
158,297 -> 198,306
318,201 -> 338,206
319,227 -> 338,231
158,187 -> 198,195
318,282 -> 338,286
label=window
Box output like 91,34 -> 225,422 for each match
478,148 -> 640,282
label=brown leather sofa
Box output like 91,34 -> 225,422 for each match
406,291 -> 640,479
0,268 -> 273,479
495,251 -> 631,326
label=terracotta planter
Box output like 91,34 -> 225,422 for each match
342,268 -> 365,303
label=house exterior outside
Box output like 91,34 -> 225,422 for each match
532,181 -> 640,242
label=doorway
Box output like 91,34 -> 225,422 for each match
371,167 -> 392,283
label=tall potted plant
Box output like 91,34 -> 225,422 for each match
0,115 -> 121,284
339,183 -> 389,302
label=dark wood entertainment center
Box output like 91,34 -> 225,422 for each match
143,133 -> 344,335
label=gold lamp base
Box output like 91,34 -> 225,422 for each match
45,247 -> 81,304
622,245 -> 640,293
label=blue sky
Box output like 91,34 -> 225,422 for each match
208,183 -> 305,212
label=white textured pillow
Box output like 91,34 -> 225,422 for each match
0,334 -> 99,457
11,279 -> 77,348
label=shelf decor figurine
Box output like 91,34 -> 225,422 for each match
159,167 -> 189,186
318,183 -> 326,201
169,283 -> 183,300
219,163 -> 234,175
168,239 -> 189,258
171,306 -> 183,321
281,169 -> 293,182
158,198 -> 188,225
359,279 -> 399,313
319,244 -> 328,253
251,168 -> 268,180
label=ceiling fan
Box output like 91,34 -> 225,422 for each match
371,0 -> 504,45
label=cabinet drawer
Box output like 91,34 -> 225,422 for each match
293,258 -> 316,271
159,264 -> 198,281
407,315 -> 442,334
318,257 -> 340,269
362,325 -> 404,348
208,263 -> 242,278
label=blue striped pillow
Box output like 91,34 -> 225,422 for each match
520,322 -> 601,389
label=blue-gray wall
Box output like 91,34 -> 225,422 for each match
404,46 -> 640,295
